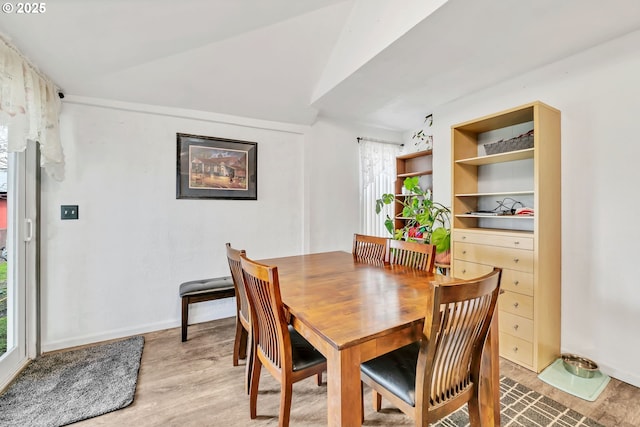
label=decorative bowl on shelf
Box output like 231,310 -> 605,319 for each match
484,129 -> 534,155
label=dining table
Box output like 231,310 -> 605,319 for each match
258,250 -> 500,427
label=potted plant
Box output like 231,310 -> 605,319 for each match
375,176 -> 451,261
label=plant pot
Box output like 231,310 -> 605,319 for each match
435,249 -> 450,265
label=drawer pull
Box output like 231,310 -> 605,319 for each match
513,346 -> 519,353
513,324 -> 519,331
513,258 -> 520,263
462,236 -> 467,240
514,280 -> 520,286
514,241 -> 520,245
513,302 -> 519,309
462,250 -> 467,254
462,269 -> 467,274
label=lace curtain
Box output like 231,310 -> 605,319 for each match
0,38 -> 65,180
358,140 -> 400,237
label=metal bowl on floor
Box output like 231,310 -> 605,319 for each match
561,353 -> 599,378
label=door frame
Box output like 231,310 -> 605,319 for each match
0,142 -> 39,390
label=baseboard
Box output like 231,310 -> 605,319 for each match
0,358 -> 30,393
597,361 -> 640,389
41,305 -> 236,353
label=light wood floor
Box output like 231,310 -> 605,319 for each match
72,317 -> 640,427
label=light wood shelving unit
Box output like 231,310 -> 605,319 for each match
393,149 -> 433,230
450,101 -> 561,373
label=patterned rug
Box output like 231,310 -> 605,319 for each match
434,376 -> 604,427
0,336 -> 144,427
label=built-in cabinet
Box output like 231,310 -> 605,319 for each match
393,150 -> 433,231
450,102 -> 561,373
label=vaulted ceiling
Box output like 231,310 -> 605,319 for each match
1,0 -> 639,131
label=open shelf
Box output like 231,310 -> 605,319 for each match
455,148 -> 534,166
397,170 -> 433,178
455,191 -> 534,197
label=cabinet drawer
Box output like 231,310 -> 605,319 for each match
453,231 -> 533,250
454,242 -> 533,273
500,332 -> 533,366
452,260 -> 494,279
499,311 -> 533,341
501,270 -> 534,296
499,291 -> 533,319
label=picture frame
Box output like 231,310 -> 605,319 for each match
176,133 -> 257,200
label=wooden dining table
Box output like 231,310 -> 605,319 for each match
258,250 -> 500,427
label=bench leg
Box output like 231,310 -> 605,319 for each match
181,296 -> 189,342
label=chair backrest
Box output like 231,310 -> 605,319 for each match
352,234 -> 388,265
387,239 -> 436,272
416,268 -> 502,422
239,254 -> 292,373
226,243 -> 250,328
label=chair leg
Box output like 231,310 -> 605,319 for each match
467,394 -> 482,426
233,320 -> 243,366
279,381 -> 293,427
360,382 -> 365,423
181,297 -> 189,342
239,326 -> 248,360
244,331 -> 254,395
249,355 -> 262,419
373,389 -> 382,411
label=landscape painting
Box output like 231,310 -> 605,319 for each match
176,134 -> 257,200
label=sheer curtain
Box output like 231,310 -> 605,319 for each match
0,38 -> 64,180
358,140 -> 400,237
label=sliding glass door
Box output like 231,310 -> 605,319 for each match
0,134 -> 37,389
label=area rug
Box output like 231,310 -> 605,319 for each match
433,376 -> 604,427
538,358 -> 611,402
0,335 -> 144,427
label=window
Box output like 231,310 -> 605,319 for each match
358,140 -> 399,237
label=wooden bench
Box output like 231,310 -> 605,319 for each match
179,276 -> 235,342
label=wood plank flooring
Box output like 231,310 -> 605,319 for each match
71,317 -> 639,426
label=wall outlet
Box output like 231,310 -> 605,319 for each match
61,205 -> 79,220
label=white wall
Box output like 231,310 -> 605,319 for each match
304,118 -> 401,253
40,100 -> 307,351
422,30 -> 640,387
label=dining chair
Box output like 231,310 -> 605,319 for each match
360,268 -> 502,427
352,233 -> 388,265
387,239 -> 436,272
226,243 -> 251,393
239,254 -> 327,427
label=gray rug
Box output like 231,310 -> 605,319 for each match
0,336 -> 144,427
434,376 -> 604,427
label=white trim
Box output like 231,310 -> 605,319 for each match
41,307 -> 236,353
63,95 -> 310,135
0,358 -> 29,392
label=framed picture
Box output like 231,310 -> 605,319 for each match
176,133 -> 257,200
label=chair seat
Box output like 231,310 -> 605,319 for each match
179,276 -> 235,297
288,325 -> 326,372
360,341 -> 420,407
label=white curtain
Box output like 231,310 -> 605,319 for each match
0,38 -> 64,180
358,140 -> 400,237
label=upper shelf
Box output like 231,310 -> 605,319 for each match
397,169 -> 433,178
455,148 -> 534,166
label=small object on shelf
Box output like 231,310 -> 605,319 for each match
515,207 -> 534,216
484,129 -> 534,155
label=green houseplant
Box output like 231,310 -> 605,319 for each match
375,176 -> 451,256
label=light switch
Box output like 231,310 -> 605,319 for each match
61,205 -> 79,220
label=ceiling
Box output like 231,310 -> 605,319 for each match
1,0 -> 640,131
